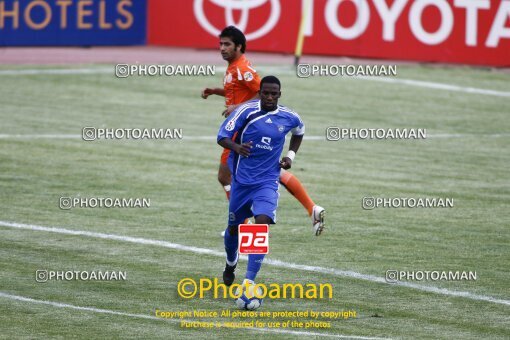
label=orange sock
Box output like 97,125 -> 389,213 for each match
279,171 -> 315,216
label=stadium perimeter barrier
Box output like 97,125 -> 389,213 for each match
0,0 -> 146,45
148,0 -> 510,67
0,0 -> 508,67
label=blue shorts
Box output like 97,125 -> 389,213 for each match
228,178 -> 280,226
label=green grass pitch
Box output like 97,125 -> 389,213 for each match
0,63 -> 509,339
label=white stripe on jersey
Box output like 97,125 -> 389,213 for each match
278,106 -> 302,122
245,101 -> 264,120
278,106 -> 305,135
224,101 -> 259,130
291,125 -> 305,136
236,67 -> 243,80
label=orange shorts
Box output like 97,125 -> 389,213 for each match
220,148 -> 231,165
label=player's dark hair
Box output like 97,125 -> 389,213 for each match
260,76 -> 281,90
219,26 -> 246,53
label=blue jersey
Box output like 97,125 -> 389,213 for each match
217,100 -> 305,185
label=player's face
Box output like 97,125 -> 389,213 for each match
219,37 -> 241,62
259,83 -> 281,111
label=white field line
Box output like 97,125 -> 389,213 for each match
356,76 -> 510,97
0,134 -> 508,140
0,134 -> 82,139
0,68 -> 112,75
0,292 -> 387,340
0,66 -> 509,98
259,66 -> 510,97
0,221 -> 509,307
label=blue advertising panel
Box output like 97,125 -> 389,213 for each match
0,0 -> 146,45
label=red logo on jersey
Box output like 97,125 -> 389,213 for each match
239,224 -> 269,254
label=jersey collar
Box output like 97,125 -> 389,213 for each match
229,54 -> 246,67
257,100 -> 279,114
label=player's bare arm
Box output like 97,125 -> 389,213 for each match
201,87 -> 225,99
218,138 -> 253,157
280,134 -> 303,170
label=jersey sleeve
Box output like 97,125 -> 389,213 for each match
238,64 -> 261,95
217,106 -> 249,142
290,111 -> 305,136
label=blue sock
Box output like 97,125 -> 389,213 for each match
246,254 -> 265,281
224,227 -> 238,266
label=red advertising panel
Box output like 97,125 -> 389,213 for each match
148,0 -> 510,67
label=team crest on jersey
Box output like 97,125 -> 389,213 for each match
278,125 -> 285,132
243,71 -> 254,81
225,119 -> 236,131
225,72 -> 233,84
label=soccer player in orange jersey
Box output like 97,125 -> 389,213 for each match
202,26 -> 325,235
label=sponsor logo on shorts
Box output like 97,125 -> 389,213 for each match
239,224 -> 269,254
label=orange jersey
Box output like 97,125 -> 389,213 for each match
223,55 -> 261,106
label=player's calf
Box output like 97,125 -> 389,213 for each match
223,225 -> 239,286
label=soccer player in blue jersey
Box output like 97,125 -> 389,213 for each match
217,75 -> 304,287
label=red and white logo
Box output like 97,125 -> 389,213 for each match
239,224 -> 269,254
149,0 -> 510,67
193,0 -> 281,40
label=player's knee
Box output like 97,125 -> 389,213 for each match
255,215 -> 272,225
228,225 -> 238,235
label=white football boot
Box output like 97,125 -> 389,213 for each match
312,205 -> 325,236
